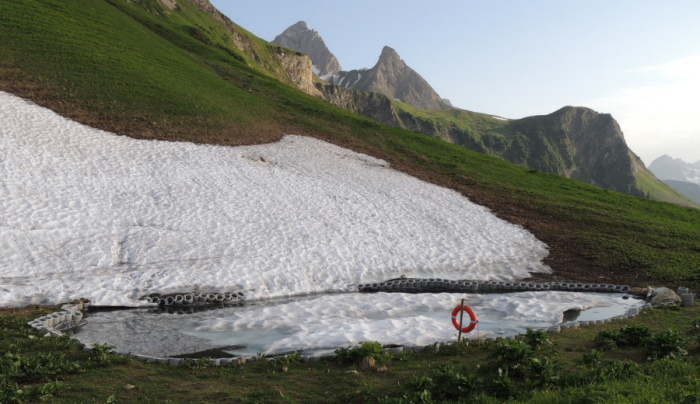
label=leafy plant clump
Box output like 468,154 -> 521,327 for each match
405,362 -> 483,402
0,335 -> 82,403
646,328 -> 688,359
595,324 -> 652,350
523,328 -> 553,351
691,317 -> 700,344
334,341 -> 392,367
594,325 -> 687,359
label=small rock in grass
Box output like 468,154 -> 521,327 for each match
360,356 -> 376,371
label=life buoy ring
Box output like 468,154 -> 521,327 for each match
451,304 -> 478,333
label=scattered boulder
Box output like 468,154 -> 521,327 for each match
647,287 -> 681,307
360,356 -> 376,371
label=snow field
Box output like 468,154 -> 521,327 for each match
0,91 -> 549,307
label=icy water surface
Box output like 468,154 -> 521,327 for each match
73,292 -> 645,358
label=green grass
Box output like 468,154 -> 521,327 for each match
2,305 -> 699,403
1,0 -> 700,290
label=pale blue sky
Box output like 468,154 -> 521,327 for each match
211,1 -> 700,164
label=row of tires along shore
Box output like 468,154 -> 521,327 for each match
357,279 -> 632,294
140,291 -> 245,307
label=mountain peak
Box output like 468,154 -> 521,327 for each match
380,46 -> 399,58
272,22 -> 342,76
291,20 -> 308,29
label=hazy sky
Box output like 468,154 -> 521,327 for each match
211,1 -> 700,165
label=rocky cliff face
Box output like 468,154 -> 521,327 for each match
324,46 -> 448,111
315,83 -> 401,127
273,21 -> 342,77
274,49 -> 321,97
272,23 -> 448,110
179,1 -> 320,97
510,107 -> 644,196
323,95 -> 654,198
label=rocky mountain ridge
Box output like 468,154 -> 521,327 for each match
274,20 -> 692,205
322,46 -> 450,111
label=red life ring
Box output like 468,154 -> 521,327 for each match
451,304 -> 478,333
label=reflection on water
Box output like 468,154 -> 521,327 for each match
563,309 -> 581,322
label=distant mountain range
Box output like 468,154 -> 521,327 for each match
649,155 -> 700,184
273,21 -> 695,206
649,155 -> 700,204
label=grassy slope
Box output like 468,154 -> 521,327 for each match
1,0 -> 699,291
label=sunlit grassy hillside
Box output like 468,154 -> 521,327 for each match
1,0 -> 699,288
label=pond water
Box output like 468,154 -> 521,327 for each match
73,291 -> 645,358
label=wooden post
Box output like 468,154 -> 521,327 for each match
457,298 -> 465,343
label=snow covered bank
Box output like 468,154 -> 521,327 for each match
0,91 -> 550,308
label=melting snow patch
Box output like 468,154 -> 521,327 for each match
0,91 -> 551,308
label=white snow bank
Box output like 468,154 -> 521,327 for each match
0,91 -> 550,308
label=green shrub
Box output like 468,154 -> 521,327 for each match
595,325 -> 653,351
563,358 -> 640,386
618,324 -> 652,346
690,317 -> 700,344
646,328 -> 688,359
186,357 -> 213,370
577,349 -> 603,367
1,352 -> 79,383
594,329 -> 621,350
523,328 -> 552,350
524,356 -> 559,388
407,362 -> 482,402
490,339 -> 533,376
334,341 -> 391,367
89,343 -> 117,366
